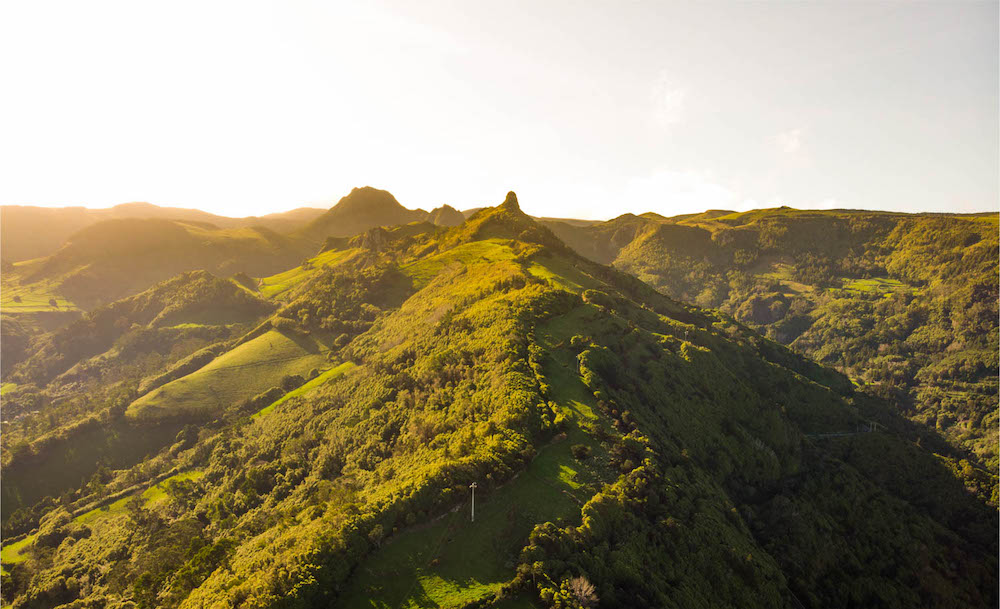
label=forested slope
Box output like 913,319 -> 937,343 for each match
1,195 -> 994,609
546,209 -> 999,499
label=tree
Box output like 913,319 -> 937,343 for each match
568,576 -> 598,608
368,524 -> 385,547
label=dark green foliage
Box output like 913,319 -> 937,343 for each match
2,198 -> 995,609
549,209 -> 999,492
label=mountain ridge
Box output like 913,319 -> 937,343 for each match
0,203 -> 328,263
1,192 -> 995,609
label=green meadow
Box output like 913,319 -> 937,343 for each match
258,248 -> 358,299
0,279 -> 77,313
527,254 -> 599,294
401,239 -> 518,288
252,361 -> 357,419
840,276 -> 913,295
127,329 -> 331,421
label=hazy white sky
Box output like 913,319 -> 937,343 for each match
1,0 -> 996,219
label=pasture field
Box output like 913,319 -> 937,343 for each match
0,278 -> 77,313
840,276 -> 913,295
401,239 -> 517,289
252,361 -> 357,418
127,329 -> 332,421
258,248 -> 358,299
527,254 -> 599,294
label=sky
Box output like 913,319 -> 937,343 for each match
0,0 -> 996,220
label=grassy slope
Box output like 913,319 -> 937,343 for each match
4,218 -> 312,312
258,248 -> 359,299
127,329 -> 331,421
252,361 -> 357,419
76,470 -> 206,525
338,267 -> 612,608
526,255 -> 600,294
401,239 -> 518,289
0,264 -> 77,313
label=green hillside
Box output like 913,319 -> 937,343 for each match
252,361 -> 356,419
0,203 -> 325,264
546,209 -> 1000,495
0,271 -> 275,520
127,329 -> 332,421
2,193 -> 994,609
3,218 -> 312,310
257,247 -> 361,300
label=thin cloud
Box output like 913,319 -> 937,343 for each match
621,169 -> 737,215
774,128 -> 804,154
650,72 -> 687,128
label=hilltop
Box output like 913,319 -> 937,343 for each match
1,218 -> 314,312
1,194 -> 994,609
545,208 -> 1000,489
296,186 -> 468,245
0,203 -> 326,263
426,203 -> 466,227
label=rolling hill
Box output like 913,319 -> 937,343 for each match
0,203 -> 326,263
544,208 -> 1000,490
1,218 -> 314,312
1,193 -> 994,609
0,271 -> 276,515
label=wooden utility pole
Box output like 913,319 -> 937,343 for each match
470,482 -> 477,522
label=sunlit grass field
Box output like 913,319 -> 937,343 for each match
0,278 -> 77,313
257,248 -> 358,299
401,239 -> 518,289
127,329 -> 331,421
840,276 -> 913,295
252,361 -> 357,419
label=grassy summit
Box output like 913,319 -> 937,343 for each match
1,193 -> 994,609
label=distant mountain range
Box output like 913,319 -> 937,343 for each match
0,203 -> 328,264
1,188 -> 471,264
